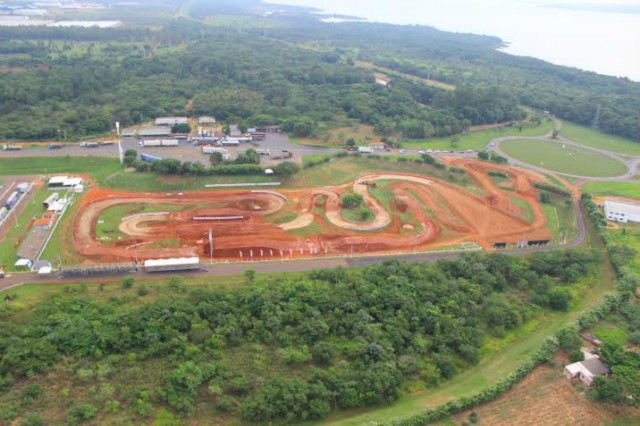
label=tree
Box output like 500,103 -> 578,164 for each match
539,191 -> 551,204
122,276 -> 134,289
477,151 -> 490,160
124,149 -> 138,167
165,361 -> 207,414
209,151 -> 223,165
171,123 -> 191,134
274,161 -> 299,178
450,135 -> 460,148
244,268 -> 256,283
359,206 -> 372,220
341,193 -> 363,208
556,327 -> 582,353
548,287 -> 571,311
346,138 -> 356,147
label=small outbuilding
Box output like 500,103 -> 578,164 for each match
14,258 -> 33,270
564,356 -> 609,387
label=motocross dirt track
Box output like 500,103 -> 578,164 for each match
71,159 -> 552,262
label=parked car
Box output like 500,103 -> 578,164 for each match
418,150 -> 426,154
398,149 -> 406,154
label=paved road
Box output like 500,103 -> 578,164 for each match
2,133 -> 338,166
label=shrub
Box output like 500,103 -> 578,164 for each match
68,404 -> 97,422
122,276 -> 135,289
341,193 -> 363,208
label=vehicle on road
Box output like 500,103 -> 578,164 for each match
2,144 -> 22,151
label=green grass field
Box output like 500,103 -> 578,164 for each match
560,122 -> 640,156
0,157 -> 121,184
501,140 -> 628,177
400,119 -> 554,151
581,181 -> 640,199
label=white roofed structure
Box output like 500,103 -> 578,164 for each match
143,257 -> 200,272
604,200 -> 640,223
155,117 -> 188,126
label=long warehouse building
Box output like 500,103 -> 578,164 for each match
143,257 -> 201,273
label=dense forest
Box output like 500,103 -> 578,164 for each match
0,19 -> 525,141
0,252 -> 595,423
261,14 -> 640,141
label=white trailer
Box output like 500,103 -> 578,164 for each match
220,138 -> 240,146
202,146 -> 230,160
138,139 -> 162,147
358,146 -> 374,154
160,139 -> 179,147
202,146 -> 229,155
143,257 -> 201,273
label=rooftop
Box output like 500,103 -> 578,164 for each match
604,200 -> 640,216
144,257 -> 200,267
581,358 -> 609,376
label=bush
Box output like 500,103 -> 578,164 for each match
122,276 -> 135,289
539,191 -> 551,204
341,193 -> 363,208
20,413 -> 43,426
137,284 -> 149,297
68,404 -> 97,422
534,182 -> 571,197
216,395 -> 236,413
273,161 -> 300,178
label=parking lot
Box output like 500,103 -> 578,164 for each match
0,176 -> 38,239
1,132 -> 337,165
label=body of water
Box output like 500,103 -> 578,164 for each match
268,0 -> 640,81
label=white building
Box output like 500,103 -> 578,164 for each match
564,356 -> 609,387
155,117 -> 188,127
604,200 -> 640,223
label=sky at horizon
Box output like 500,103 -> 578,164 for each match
267,0 -> 640,81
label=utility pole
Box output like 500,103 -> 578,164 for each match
591,104 -> 601,129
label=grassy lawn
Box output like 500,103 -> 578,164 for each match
501,139 -> 627,177
103,170 -> 276,192
0,188 -> 51,271
0,157 -> 121,184
581,181 -> 640,200
39,192 -> 81,264
541,196 -> 577,243
290,156 -> 449,189
509,195 -> 534,223
400,119 -> 554,151
341,205 -> 373,223
607,223 -> 640,270
560,121 -> 640,156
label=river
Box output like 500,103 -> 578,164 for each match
267,0 -> 640,81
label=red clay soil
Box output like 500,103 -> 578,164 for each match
71,159 -> 552,263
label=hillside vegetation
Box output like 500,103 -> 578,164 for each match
0,252 -> 596,424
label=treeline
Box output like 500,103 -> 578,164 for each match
263,15 -> 640,142
0,252 -> 595,423
123,149 -> 299,177
0,21 -> 523,141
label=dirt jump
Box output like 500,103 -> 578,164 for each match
70,159 -> 553,263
